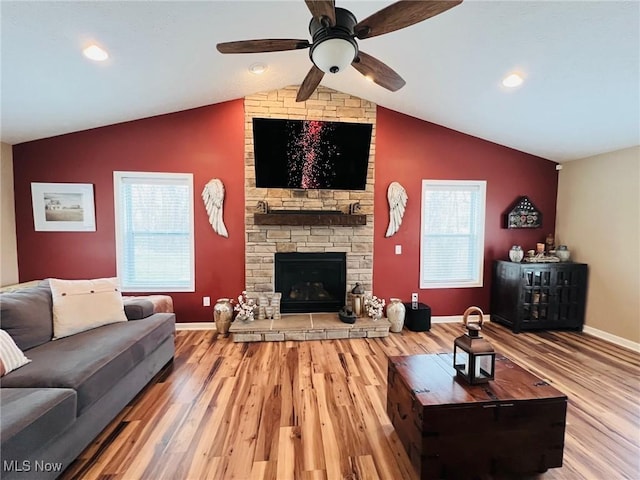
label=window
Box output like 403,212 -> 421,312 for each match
420,180 -> 486,289
114,172 -> 194,292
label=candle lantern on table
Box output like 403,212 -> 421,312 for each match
453,306 -> 496,385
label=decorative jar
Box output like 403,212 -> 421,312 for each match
556,245 -> 571,262
509,245 -> 524,263
387,298 -> 406,333
213,298 -> 233,336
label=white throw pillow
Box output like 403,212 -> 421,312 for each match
0,329 -> 31,376
49,277 -> 128,339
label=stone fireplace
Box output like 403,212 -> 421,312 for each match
275,252 -> 346,313
244,86 -> 376,305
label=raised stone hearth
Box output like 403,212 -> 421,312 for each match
228,313 -> 390,343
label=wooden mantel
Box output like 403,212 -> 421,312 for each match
254,210 -> 367,226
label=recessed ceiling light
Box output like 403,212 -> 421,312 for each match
83,44 -> 109,62
502,73 -> 524,88
249,63 -> 267,75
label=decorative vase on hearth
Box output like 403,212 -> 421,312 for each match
213,298 -> 233,336
387,298 -> 406,333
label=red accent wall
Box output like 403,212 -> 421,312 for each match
373,107 -> 558,316
13,100 -> 558,321
13,101 -> 245,322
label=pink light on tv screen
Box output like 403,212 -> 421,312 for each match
300,121 -> 322,188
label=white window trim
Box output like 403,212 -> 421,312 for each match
113,171 -> 195,293
420,179 -> 487,289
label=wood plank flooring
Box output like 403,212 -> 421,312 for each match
61,322 -> 640,480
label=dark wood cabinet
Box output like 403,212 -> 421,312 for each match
491,260 -> 588,333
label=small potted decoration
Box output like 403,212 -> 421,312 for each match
233,291 -> 256,322
364,295 -> 386,320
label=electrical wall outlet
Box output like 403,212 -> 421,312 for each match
411,293 -> 418,309
203,296 -> 211,307
395,245 -> 402,255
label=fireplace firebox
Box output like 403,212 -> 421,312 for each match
275,252 -> 346,313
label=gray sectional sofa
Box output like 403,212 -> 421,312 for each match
0,283 -> 175,479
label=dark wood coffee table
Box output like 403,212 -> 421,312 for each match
387,353 -> 567,479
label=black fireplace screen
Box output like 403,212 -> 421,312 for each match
275,252 -> 346,313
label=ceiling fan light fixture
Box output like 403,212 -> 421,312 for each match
502,73 -> 524,88
249,63 -> 268,75
82,44 -> 109,62
310,38 -> 356,74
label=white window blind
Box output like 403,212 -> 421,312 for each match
420,180 -> 486,289
114,172 -> 194,292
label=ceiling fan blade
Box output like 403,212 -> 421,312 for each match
217,39 -> 310,54
354,0 -> 463,40
352,51 -> 406,92
304,0 -> 336,26
296,65 -> 325,102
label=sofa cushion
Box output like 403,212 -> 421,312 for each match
0,388 -> 77,463
0,330 -> 31,376
0,313 -> 174,415
0,285 -> 53,350
123,298 -> 155,320
49,277 -> 128,339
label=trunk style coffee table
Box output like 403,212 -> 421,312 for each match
387,353 -> 567,479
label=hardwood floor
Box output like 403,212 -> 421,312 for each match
61,322 -> 640,480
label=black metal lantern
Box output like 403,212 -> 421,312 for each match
453,306 -> 495,385
350,282 -> 365,317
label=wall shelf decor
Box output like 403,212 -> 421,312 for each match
504,196 -> 542,229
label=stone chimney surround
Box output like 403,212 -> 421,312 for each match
244,86 -> 376,302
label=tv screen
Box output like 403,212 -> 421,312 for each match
253,117 -> 372,190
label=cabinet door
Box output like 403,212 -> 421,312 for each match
520,267 -> 553,327
549,266 -> 587,329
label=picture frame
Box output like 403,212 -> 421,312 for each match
31,183 -> 96,231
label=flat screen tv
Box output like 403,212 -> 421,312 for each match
253,117 -> 372,190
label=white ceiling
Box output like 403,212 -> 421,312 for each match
1,1 -> 639,162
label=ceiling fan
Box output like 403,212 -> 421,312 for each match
216,0 -> 462,102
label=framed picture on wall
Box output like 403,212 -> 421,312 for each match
503,195 -> 542,229
31,183 -> 96,231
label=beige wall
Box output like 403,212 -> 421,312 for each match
556,146 -> 640,344
1,142 -> 19,286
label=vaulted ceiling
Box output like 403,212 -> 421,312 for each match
2,1 -> 638,162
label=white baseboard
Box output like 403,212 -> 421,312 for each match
582,325 -> 640,353
176,322 -> 216,331
432,314 -> 496,324
431,315 -> 464,324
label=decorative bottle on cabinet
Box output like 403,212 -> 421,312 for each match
509,245 -> 524,262
556,245 -> 571,262
213,298 -> 233,336
387,298 -> 406,333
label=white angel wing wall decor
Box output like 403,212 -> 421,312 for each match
202,178 -> 228,238
385,181 -> 408,238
